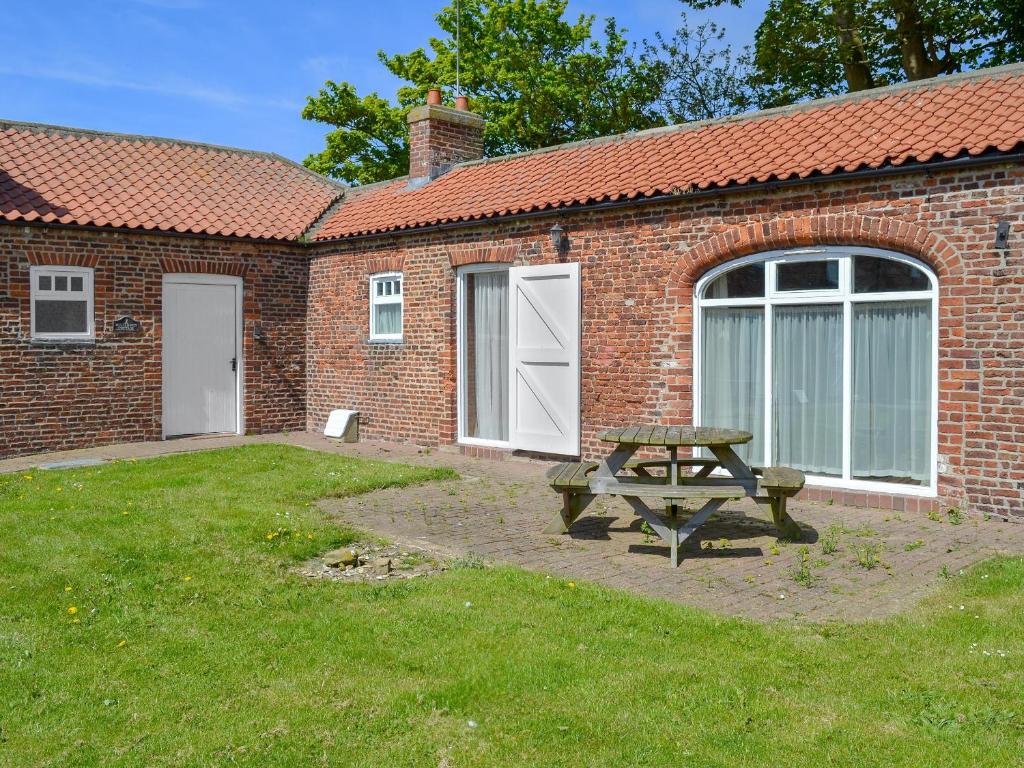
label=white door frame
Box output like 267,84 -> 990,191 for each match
161,273 -> 244,439
456,263 -> 512,449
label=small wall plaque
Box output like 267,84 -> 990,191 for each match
113,316 -> 143,333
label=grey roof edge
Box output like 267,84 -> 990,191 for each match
0,117 -> 347,193
447,62 -> 1024,173
298,174 -> 411,241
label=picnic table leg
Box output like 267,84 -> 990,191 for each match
544,492 -> 596,534
667,502 -> 679,567
770,495 -> 803,541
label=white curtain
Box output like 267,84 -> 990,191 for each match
773,305 -> 843,475
852,301 -> 932,484
468,271 -> 508,440
374,303 -> 401,335
702,307 -> 764,463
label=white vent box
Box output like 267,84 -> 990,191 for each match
324,409 -> 359,443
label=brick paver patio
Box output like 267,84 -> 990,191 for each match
5,432 -> 1023,622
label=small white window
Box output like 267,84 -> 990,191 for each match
369,272 -> 403,341
31,266 -> 94,340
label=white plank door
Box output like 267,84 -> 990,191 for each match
162,276 -> 241,437
509,262 -> 581,455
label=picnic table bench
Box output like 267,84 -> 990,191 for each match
546,425 -> 805,567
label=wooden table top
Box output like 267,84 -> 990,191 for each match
597,425 -> 753,447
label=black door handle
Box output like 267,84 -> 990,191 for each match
230,357 -> 237,372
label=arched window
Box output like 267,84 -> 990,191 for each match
695,246 -> 937,494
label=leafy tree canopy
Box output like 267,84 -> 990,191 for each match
687,0 -> 1024,105
302,0 -> 665,184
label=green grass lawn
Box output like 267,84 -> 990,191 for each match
0,445 -> 1021,767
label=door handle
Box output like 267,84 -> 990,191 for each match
230,357 -> 237,372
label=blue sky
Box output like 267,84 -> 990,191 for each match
1,0 -> 766,164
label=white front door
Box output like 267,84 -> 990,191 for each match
509,262 -> 581,456
162,275 -> 241,437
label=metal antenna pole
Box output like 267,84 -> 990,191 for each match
456,0 -> 461,96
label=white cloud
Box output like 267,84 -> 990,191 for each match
0,63 -> 300,112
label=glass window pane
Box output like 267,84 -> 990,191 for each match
38,275 -> 52,291
854,256 -> 931,293
394,280 -> 401,295
702,307 -> 765,464
705,263 -> 764,299
373,302 -> 402,336
463,271 -> 509,441
773,305 -> 843,475
70,276 -> 84,292
852,301 -> 932,485
776,260 -> 839,292
376,281 -> 384,296
35,300 -> 88,334
54,275 -> 68,291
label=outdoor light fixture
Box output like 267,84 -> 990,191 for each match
995,221 -> 1011,250
253,324 -> 265,342
549,223 -> 569,256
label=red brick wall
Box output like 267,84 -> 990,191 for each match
0,225 -> 308,458
307,162 -> 1024,519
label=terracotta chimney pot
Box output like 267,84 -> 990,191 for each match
455,95 -> 469,111
426,88 -> 442,106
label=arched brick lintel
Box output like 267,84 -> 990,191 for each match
367,255 -> 404,274
159,257 -> 249,277
27,252 -> 101,268
668,214 -> 963,294
448,244 -> 517,268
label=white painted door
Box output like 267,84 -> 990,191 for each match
162,277 -> 240,437
509,262 -> 581,455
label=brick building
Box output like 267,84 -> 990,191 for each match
3,65 -> 1024,519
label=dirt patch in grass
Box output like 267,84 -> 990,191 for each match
297,541 -> 451,583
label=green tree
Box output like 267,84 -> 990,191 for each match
302,0 -> 665,184
646,13 -> 763,122
687,0 -> 1024,105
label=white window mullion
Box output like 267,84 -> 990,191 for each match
839,256 -> 853,481
841,296 -> 853,482
763,300 -> 773,468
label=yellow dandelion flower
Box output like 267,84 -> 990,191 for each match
67,606 -> 78,615
567,581 -> 576,589
183,575 -> 192,581
307,534 -> 314,540
23,475 -> 33,481
266,533 -> 274,541
64,586 -> 73,593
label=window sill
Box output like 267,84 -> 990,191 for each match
29,338 -> 97,348
367,338 -> 404,345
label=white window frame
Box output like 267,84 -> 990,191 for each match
693,245 -> 939,497
30,265 -> 95,341
456,263 -> 512,449
369,272 -> 403,342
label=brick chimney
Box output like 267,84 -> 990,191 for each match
407,89 -> 484,186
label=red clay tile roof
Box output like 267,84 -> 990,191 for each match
0,122 -> 343,241
313,64 -> 1024,241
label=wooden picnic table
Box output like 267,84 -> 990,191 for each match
546,425 -> 804,567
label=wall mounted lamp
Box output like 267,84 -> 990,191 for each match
549,223 -> 570,257
995,221 -> 1011,250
